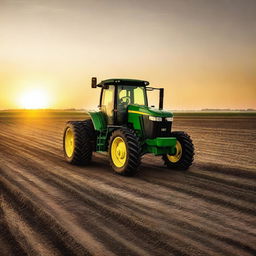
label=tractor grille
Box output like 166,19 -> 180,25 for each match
142,116 -> 172,139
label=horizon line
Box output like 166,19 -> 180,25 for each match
0,108 -> 255,112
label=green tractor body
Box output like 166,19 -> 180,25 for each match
63,78 -> 194,176
89,105 -> 177,156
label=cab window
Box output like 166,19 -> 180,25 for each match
117,86 -> 147,106
134,87 -> 146,105
101,85 -> 115,124
102,86 -> 114,107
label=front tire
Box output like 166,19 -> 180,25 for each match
108,128 -> 141,176
162,131 -> 194,170
63,119 -> 95,165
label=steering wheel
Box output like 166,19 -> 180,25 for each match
120,96 -> 131,104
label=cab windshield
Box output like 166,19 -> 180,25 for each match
117,85 -> 148,107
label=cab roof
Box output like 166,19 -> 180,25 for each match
99,78 -> 149,87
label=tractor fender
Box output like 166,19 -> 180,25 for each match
88,111 -> 107,131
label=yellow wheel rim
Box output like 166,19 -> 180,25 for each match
65,127 -> 74,157
167,140 -> 182,163
111,137 -> 127,168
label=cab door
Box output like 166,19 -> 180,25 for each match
100,85 -> 115,125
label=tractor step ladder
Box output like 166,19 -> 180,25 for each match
96,131 -> 108,152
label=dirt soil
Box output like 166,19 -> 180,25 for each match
0,114 -> 255,256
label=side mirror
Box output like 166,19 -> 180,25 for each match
91,77 -> 97,88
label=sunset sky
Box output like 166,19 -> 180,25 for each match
0,0 -> 255,110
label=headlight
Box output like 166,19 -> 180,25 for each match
149,116 -> 162,122
166,117 -> 173,122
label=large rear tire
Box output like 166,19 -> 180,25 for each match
108,128 -> 141,176
63,119 -> 95,165
162,131 -> 194,170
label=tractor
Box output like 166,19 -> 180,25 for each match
63,78 -> 194,176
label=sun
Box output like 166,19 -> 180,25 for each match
19,89 -> 49,109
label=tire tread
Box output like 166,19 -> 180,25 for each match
108,128 -> 141,176
63,119 -> 95,165
162,131 -> 194,170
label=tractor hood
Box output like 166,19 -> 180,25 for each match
127,104 -> 173,118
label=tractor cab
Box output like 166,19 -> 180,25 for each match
98,79 -> 149,125
93,78 -> 165,127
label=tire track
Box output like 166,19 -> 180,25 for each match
0,116 -> 255,256
1,135 -> 255,256
1,132 -> 255,234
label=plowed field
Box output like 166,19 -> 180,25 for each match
0,113 -> 255,256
